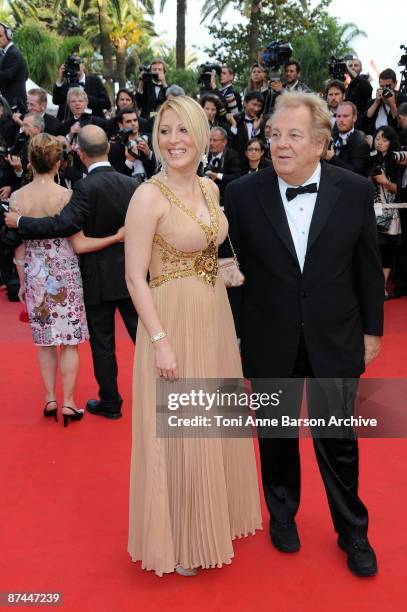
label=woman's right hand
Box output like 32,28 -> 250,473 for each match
116,226 -> 125,242
154,339 -> 178,381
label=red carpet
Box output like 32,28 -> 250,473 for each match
0,292 -> 406,612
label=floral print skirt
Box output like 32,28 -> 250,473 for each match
24,238 -> 89,346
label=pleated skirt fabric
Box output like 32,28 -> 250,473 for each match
128,276 -> 262,576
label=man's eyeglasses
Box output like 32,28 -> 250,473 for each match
247,147 -> 262,152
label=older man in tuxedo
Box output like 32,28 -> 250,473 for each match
5,125 -> 139,419
225,92 -> 384,577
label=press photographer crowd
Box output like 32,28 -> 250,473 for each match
1,21 -> 407,307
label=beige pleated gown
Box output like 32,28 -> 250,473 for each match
128,177 -> 262,576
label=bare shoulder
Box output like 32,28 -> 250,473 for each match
126,181 -> 169,219
202,176 -> 220,204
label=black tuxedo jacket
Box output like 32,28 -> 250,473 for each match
43,113 -> 60,135
225,162 -> 384,378
208,147 -> 241,204
136,83 -> 167,119
0,45 -> 28,109
329,129 -> 370,176
18,167 -> 139,306
345,76 -> 373,115
56,114 -> 107,137
52,75 -> 111,120
230,112 -> 264,163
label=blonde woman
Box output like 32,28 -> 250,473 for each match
125,96 -> 261,577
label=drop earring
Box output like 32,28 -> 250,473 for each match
201,153 -> 208,167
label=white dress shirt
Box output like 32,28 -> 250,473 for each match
278,163 -> 321,272
88,161 -> 111,173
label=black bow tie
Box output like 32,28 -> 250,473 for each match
286,183 -> 318,201
245,117 -> 255,124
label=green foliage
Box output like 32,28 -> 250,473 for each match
205,0 -> 365,92
166,68 -> 200,97
13,20 -> 61,89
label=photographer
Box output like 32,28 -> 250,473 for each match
283,60 -> 311,93
108,107 -> 155,180
362,69 -> 406,135
136,59 -> 168,121
57,88 -> 106,141
12,88 -> 60,135
345,58 -> 373,115
325,79 -> 346,125
0,23 -> 28,111
218,66 -> 242,115
52,55 -> 110,121
6,113 -> 44,184
324,101 -> 370,176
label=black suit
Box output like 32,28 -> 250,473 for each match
207,147 -> 241,206
43,113 -> 60,135
52,75 -> 111,120
18,166 -> 139,411
226,162 -> 383,540
230,112 -> 264,164
345,75 -> 373,115
136,82 -> 167,120
0,44 -> 28,109
329,129 -> 370,176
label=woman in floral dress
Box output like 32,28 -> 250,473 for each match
12,134 -> 124,426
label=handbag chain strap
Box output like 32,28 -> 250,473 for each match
227,234 -> 239,263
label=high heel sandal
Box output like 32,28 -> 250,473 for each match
43,400 -> 58,422
62,405 -> 84,428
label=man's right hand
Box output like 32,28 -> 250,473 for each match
4,211 -> 19,228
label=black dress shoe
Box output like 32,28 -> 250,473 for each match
269,520 -> 300,553
86,399 -> 122,419
338,536 -> 378,577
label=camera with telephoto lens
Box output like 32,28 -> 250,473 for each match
139,65 -> 155,85
393,150 -> 407,163
260,41 -> 293,71
328,57 -> 348,81
116,128 -> 145,157
9,132 -> 29,157
197,63 -> 222,91
64,55 -> 82,86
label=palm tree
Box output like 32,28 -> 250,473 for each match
160,0 -> 186,69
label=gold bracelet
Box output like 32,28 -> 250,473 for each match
151,331 -> 167,343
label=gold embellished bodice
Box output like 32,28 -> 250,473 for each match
148,177 -> 228,288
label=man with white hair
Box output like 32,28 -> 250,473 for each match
226,91 -> 383,577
